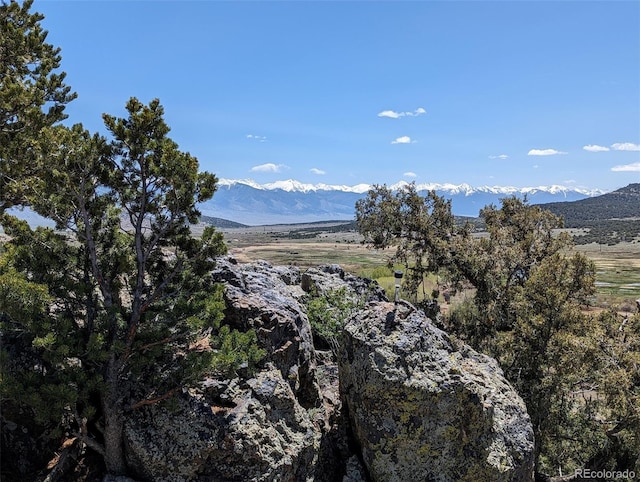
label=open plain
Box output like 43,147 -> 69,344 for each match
221,222 -> 640,311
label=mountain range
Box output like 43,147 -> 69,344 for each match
200,179 -> 607,226
8,180 -> 630,229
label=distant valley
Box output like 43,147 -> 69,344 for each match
204,182 -> 640,246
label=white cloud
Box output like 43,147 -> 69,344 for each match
391,136 -> 414,144
310,168 -> 326,175
403,171 -> 417,178
611,162 -> 640,172
611,142 -> 640,151
489,154 -> 509,160
583,144 -> 610,152
378,107 -> 426,119
378,110 -> 401,119
250,163 -> 286,173
246,134 -> 267,142
527,148 -> 567,156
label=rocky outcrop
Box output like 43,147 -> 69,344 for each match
301,264 -> 387,303
113,258 -> 535,481
124,393 -> 223,481
338,300 -> 535,482
122,258 -> 362,481
211,258 -> 320,408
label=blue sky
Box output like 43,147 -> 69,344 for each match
36,0 -> 640,192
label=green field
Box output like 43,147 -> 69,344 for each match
222,225 -> 640,311
575,242 -> 640,310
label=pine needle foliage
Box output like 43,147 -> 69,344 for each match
0,99 -> 267,476
0,0 -> 76,208
1,5 -> 266,475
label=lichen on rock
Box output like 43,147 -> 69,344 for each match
116,260 -> 534,482
338,301 -> 535,482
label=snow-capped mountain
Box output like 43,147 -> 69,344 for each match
202,179 -> 606,226
3,179 -> 609,228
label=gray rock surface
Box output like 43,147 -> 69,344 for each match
120,259 -> 535,482
338,300 -> 535,482
204,365 -> 321,481
301,264 -> 387,303
123,258 -> 356,481
211,258 -> 320,407
124,392 -> 222,481
124,366 -> 321,482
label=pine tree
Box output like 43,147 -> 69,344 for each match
0,0 -> 76,208
0,99 -> 263,475
1,4 -> 264,476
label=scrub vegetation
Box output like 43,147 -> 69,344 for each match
354,183 -> 639,478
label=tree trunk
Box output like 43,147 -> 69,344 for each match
103,358 -> 127,476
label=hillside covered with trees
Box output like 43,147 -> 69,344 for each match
539,184 -> 640,244
542,183 -> 640,223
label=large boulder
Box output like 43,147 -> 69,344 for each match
124,366 -> 321,482
338,301 -> 535,482
123,259 -> 357,481
211,365 -> 320,481
124,392 -> 223,481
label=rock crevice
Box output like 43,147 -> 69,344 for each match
115,258 -> 534,481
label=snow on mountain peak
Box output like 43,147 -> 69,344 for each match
218,178 -> 372,194
202,178 -> 611,225
217,178 -> 606,197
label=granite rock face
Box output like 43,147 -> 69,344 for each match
118,259 -> 535,481
124,366 -> 321,482
210,258 -> 320,407
338,300 -> 535,482
123,258 -> 357,481
230,366 -> 320,480
123,394 -> 222,482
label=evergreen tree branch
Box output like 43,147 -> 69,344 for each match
129,387 -> 180,411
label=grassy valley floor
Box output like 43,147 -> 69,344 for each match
221,224 -> 640,311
